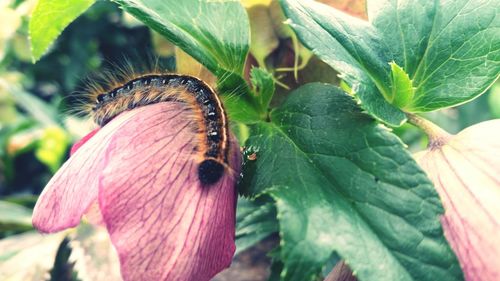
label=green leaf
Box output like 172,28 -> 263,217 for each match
240,83 -> 462,281
113,0 -> 249,75
368,0 -> 437,78
235,197 -> 278,255
49,238 -> 80,281
35,127 -> 70,173
389,62 -> 415,108
7,84 -> 60,126
250,67 -> 275,110
284,0 -> 393,89
280,0 -> 405,126
366,0 -> 500,111
268,254 -> 285,281
0,201 -> 33,232
410,0 -> 500,111
29,0 -> 96,62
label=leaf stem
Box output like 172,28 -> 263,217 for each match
406,113 -> 451,149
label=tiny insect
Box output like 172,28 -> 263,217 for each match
247,153 -> 257,161
86,72 -> 230,185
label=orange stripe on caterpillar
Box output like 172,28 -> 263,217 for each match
91,74 -> 229,185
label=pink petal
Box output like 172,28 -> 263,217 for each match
84,201 -> 105,227
32,112 -> 139,233
416,120 -> 500,281
98,102 -> 241,281
70,128 -> 100,156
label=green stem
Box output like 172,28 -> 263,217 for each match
406,113 -> 452,149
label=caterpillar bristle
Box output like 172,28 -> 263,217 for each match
76,65 -> 230,186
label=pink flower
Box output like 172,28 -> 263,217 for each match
32,102 -> 241,281
414,119 -> 500,281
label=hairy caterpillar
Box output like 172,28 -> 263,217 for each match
86,73 -> 229,185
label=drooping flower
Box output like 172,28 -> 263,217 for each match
412,116 -> 500,281
32,102 -> 241,281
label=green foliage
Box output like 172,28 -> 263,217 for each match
279,0 -> 406,126
389,62 -> 415,109
370,0 -> 500,112
367,0 -> 436,78
281,0 -> 500,123
250,67 -> 275,111
113,0 -> 248,75
235,197 -> 277,255
0,83 -> 69,186
29,0 -> 96,62
35,127 -> 69,173
240,83 -> 462,281
218,73 -> 263,123
49,238 -> 80,281
489,82 -> 500,117
0,200 -> 32,232
8,84 -> 60,126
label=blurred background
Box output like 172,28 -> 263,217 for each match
0,0 -> 499,280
